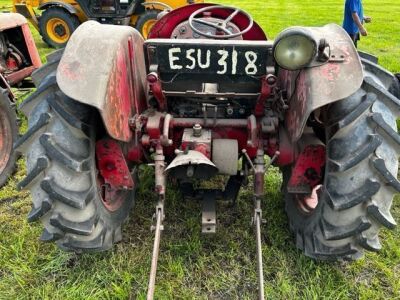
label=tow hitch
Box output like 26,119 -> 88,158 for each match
146,146 -> 279,300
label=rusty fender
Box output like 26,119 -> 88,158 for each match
57,21 -> 148,142
280,24 -> 363,143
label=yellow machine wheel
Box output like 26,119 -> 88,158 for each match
46,18 -> 70,44
135,10 -> 161,39
39,7 -> 80,48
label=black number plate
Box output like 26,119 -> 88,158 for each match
149,42 -> 270,77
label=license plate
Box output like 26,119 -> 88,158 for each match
150,42 -> 269,77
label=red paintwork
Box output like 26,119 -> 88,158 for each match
287,145 -> 325,192
148,3 -> 267,41
104,43 -> 135,142
266,128 -> 294,166
255,76 -> 273,117
21,23 -> 41,69
6,57 -> 19,70
127,145 -> 143,163
96,138 -> 134,189
4,66 -> 36,86
148,76 -> 167,111
1,18 -> 41,87
146,113 -> 162,140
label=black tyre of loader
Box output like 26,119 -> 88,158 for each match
39,7 -> 80,48
0,89 -> 18,188
15,59 -> 136,252
135,9 -> 161,39
394,73 -> 400,98
283,74 -> 400,260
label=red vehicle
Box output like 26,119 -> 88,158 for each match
0,13 -> 41,187
15,4 -> 400,299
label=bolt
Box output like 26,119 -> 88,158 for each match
193,124 -> 202,137
226,107 -> 234,115
186,165 -> 194,177
179,26 -> 187,34
266,75 -> 277,85
239,108 -> 246,115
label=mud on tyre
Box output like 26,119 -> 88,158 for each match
15,57 -> 135,251
283,61 -> 400,260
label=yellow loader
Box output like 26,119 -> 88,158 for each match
13,0 -> 202,47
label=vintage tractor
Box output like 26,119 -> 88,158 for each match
13,0 -> 203,48
0,13 -> 41,187
15,3 -> 400,299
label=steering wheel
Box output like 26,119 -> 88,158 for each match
188,5 -> 254,39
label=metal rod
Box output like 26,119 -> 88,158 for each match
147,144 -> 166,300
147,208 -> 162,300
242,149 -> 256,172
253,149 -> 265,300
172,118 -> 248,128
255,210 -> 265,300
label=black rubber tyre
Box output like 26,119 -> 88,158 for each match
39,7 -> 80,48
135,9 -> 161,39
283,65 -> 400,260
394,73 -> 400,98
0,89 -> 18,188
15,59 -> 136,252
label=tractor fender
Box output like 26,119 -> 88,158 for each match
38,2 -> 77,14
57,21 -> 148,142
280,24 -> 363,142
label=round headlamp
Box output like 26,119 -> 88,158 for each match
273,29 -> 317,70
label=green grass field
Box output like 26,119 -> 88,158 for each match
0,0 -> 399,299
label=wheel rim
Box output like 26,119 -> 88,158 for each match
46,18 -> 70,44
97,173 -> 130,212
0,108 -> 12,175
141,19 -> 157,39
295,185 -> 322,215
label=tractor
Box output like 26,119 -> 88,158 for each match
12,0 -> 203,48
15,3 -> 400,299
0,13 -> 41,188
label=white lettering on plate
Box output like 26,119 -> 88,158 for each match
217,50 -> 229,74
168,48 -> 182,70
197,49 -> 211,69
186,49 -> 196,70
167,47 -> 259,75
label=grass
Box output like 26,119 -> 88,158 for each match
0,0 -> 400,299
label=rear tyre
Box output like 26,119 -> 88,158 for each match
135,10 -> 161,39
283,70 -> 400,260
15,59 -> 135,252
394,73 -> 400,98
0,89 -> 18,188
39,7 -> 80,48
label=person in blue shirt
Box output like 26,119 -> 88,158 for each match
343,0 -> 371,47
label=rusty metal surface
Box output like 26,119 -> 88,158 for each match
281,24 -> 363,142
96,138 -> 134,189
287,145 -> 325,194
148,3 -> 267,40
5,66 -> 36,86
201,190 -> 217,233
181,127 -> 212,158
21,22 -> 42,69
165,150 -> 217,179
57,21 -> 148,142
